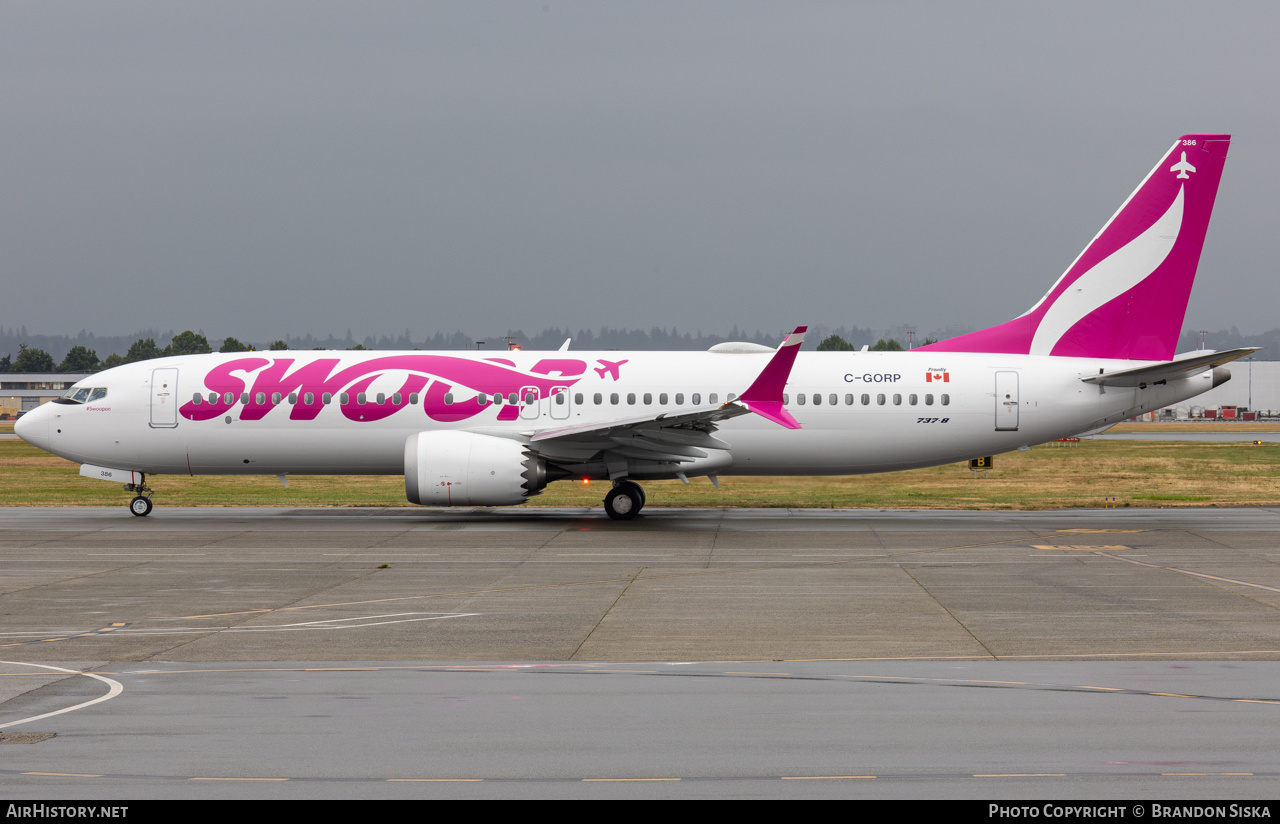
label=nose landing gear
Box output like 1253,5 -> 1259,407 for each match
125,475 -> 154,517
603,480 -> 645,520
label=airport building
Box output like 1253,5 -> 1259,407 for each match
0,372 -> 92,418
1160,358 -> 1280,418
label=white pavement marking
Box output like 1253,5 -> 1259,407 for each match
0,661 -> 123,729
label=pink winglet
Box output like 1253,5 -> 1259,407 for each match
738,326 -> 807,429
918,135 -> 1231,361
738,399 -> 801,430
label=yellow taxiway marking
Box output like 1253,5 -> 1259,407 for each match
190,777 -> 288,781
1,623 -> 133,648
781,775 -> 875,780
1031,545 -> 1131,551
582,778 -> 680,782
1076,686 -> 1124,691
1150,692 -> 1193,698
1057,529 -> 1147,533
1161,772 -> 1254,777
974,773 -> 1066,778
22,772 -> 103,778
1234,699 -> 1280,705
387,778 -> 483,782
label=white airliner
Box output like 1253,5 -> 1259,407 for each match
17,134 -> 1256,520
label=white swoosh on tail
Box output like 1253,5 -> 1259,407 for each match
1030,185 -> 1184,356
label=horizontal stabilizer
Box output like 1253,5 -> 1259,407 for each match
1081,347 -> 1259,388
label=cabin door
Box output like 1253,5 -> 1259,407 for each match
994,371 -> 1019,431
150,368 -> 180,428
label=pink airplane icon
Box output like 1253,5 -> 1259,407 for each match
594,359 -> 629,380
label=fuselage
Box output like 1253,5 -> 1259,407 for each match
18,348 -> 1217,480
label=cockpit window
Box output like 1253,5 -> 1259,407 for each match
57,387 -> 106,405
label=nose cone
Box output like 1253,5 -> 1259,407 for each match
14,405 -> 50,451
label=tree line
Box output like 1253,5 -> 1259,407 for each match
0,331 -> 296,373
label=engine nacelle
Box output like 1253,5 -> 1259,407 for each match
404,431 -> 549,507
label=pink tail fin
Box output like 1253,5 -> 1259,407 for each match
919,134 -> 1231,360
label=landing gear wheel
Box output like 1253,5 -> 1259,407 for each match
129,496 -> 153,517
617,480 -> 645,505
604,484 -> 643,520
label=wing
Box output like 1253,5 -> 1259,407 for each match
525,326 -> 807,471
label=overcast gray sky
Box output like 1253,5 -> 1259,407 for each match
2,1 -> 1276,342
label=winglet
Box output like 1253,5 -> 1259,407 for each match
736,326 -> 807,429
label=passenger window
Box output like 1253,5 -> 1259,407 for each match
593,393 -> 602,405
861,394 -> 870,405
709,393 -> 718,404
575,393 -> 584,404
225,392 -> 235,405
477,393 -> 488,405
783,394 -> 789,404
339,393 -> 349,405
392,393 -> 402,405
611,393 -> 619,405
409,393 -> 419,404
676,393 -> 685,405
289,393 -> 297,404
829,394 -> 837,406
877,394 -> 885,405
209,392 -> 219,404
728,393 -> 737,402
692,393 -> 701,405
444,393 -> 454,405
272,392 -> 282,404
909,394 -> 917,405
812,393 -> 821,406
925,394 -> 934,406
357,393 -> 367,405
524,393 -> 535,405
508,393 -> 518,404
375,393 -> 385,404
627,393 -> 636,405
555,393 -> 565,405
323,393 -> 332,404
844,394 -> 853,405
659,393 -> 668,405
493,393 -> 502,405
941,394 -> 950,406
191,393 -> 202,404
893,394 -> 902,405
643,393 -> 652,405
304,393 -> 314,405
241,393 -> 250,405
797,394 -> 806,405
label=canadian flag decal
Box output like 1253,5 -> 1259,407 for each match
925,370 -> 950,383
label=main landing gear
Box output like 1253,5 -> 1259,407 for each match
125,474 -> 154,517
603,480 -> 645,521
